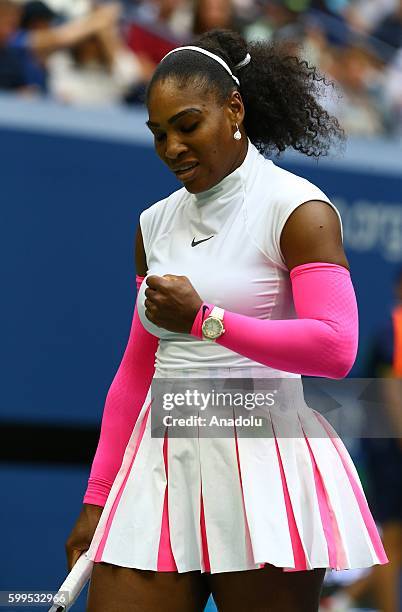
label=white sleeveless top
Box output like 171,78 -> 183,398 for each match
137,139 -> 343,377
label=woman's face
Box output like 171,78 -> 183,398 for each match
146,77 -> 246,193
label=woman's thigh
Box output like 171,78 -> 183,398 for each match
86,562 -> 211,612
207,563 -> 326,612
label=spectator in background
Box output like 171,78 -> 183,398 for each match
153,0 -> 193,38
345,0 -> 397,33
324,42 -> 387,136
372,0 -> 402,61
243,0 -> 300,43
0,1 -> 27,91
47,15 -> 155,106
20,0 -> 56,30
6,1 -> 122,93
9,0 -> 57,92
383,46 -> 402,134
193,0 -> 236,36
31,0 -> 91,19
300,19 -> 333,70
126,0 -> 192,65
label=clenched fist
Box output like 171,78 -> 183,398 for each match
144,274 -> 203,334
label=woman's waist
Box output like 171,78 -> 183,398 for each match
154,340 -> 301,379
154,365 -> 301,379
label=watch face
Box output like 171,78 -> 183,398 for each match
203,317 -> 223,339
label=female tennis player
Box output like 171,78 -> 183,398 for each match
66,28 -> 388,612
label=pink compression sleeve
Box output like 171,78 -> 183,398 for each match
83,275 -> 158,507
191,263 -> 358,379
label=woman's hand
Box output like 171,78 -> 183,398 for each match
65,504 -> 103,572
145,274 -> 203,334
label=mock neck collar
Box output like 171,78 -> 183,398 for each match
191,138 -> 258,206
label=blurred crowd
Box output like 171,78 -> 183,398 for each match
1,0 -> 402,137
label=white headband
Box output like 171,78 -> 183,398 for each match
161,46 -> 251,86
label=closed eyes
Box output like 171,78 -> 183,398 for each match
153,123 -> 199,142
181,122 -> 199,133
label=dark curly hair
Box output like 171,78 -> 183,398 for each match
146,29 -> 344,158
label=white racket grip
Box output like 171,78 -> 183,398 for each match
48,553 -> 93,612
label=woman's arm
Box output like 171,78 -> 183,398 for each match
83,225 -> 158,506
207,261 -> 358,378
279,200 -> 349,272
29,4 -> 120,57
199,201 -> 357,378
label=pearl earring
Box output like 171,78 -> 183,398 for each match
233,123 -> 242,141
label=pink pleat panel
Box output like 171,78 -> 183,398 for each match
314,412 -> 388,565
200,492 -> 211,572
303,430 -> 347,570
157,431 -> 211,572
94,403 -> 151,562
157,431 -> 178,571
274,437 -> 308,571
233,427 -> 262,570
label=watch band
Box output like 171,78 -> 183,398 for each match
209,306 -> 224,321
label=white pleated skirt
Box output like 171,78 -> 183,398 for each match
84,368 -> 388,574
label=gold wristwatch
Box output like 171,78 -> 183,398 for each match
201,306 -> 225,342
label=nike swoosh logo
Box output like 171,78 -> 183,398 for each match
191,235 -> 214,247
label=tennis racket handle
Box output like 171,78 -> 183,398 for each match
48,553 -> 93,611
